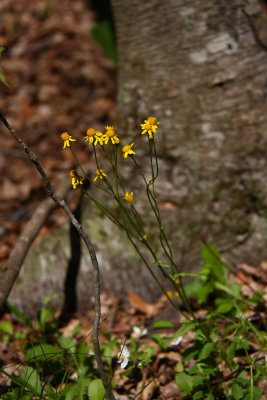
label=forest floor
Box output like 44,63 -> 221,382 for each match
0,1 -> 267,399
0,0 -> 116,268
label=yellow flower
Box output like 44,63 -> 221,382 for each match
140,116 -> 160,139
102,125 -> 120,144
84,128 -> 96,144
84,129 -> 103,145
69,170 -> 84,189
122,143 -> 136,158
167,291 -> 179,298
123,191 -> 134,205
61,132 -> 76,149
94,169 -> 107,182
94,131 -> 104,145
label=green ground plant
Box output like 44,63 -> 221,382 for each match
0,117 -> 266,399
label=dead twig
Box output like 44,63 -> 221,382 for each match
0,111 -> 116,400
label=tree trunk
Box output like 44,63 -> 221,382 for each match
111,0 -> 267,268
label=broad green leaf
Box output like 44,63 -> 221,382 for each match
153,320 -> 174,329
25,344 -> 62,362
192,375 -> 205,388
20,366 -> 42,395
58,336 -> 76,353
231,383 -> 244,400
198,342 -> 214,361
88,379 -> 106,400
175,372 -> 193,395
0,321 -> 13,334
216,300 -> 235,314
214,282 -> 241,299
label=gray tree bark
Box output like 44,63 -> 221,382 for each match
111,0 -> 267,268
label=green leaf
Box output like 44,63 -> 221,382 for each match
88,379 -> 106,400
20,366 -> 42,395
198,283 -> 213,304
175,372 -> 193,395
58,336 -> 76,353
25,344 -> 62,362
205,394 -> 215,400
91,20 -> 117,62
198,342 -> 215,361
174,320 -> 197,336
193,392 -> 204,400
216,300 -> 235,314
0,66 -> 9,86
150,333 -> 168,350
0,48 -> 9,87
153,320 -> 174,329
214,282 -> 242,299
236,370 -> 249,384
0,321 -> 13,334
231,383 -> 244,400
192,375 -> 205,388
183,343 -> 202,361
184,278 -> 202,297
7,302 -> 30,325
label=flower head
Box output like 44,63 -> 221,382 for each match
117,345 -> 130,369
94,169 -> 107,182
140,116 -> 160,139
132,326 -> 148,338
84,128 -> 96,144
102,126 -> 120,145
167,290 -> 179,298
123,191 -> 134,205
170,336 -> 182,346
69,170 -> 84,189
122,143 -> 136,159
94,131 -> 104,145
61,132 -> 76,149
84,129 -> 103,145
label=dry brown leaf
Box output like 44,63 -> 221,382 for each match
128,292 -> 166,317
239,263 -> 261,278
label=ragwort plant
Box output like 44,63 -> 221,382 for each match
59,118 -> 266,399
1,118 -> 266,399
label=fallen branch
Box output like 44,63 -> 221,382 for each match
0,111 -> 116,400
0,172 -> 73,315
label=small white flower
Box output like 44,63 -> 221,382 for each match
133,326 -> 148,337
117,345 -> 130,369
170,336 -> 182,346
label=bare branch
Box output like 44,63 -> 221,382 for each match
0,111 -> 117,400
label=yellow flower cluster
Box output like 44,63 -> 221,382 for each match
62,117 -> 160,198
84,126 -> 119,146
